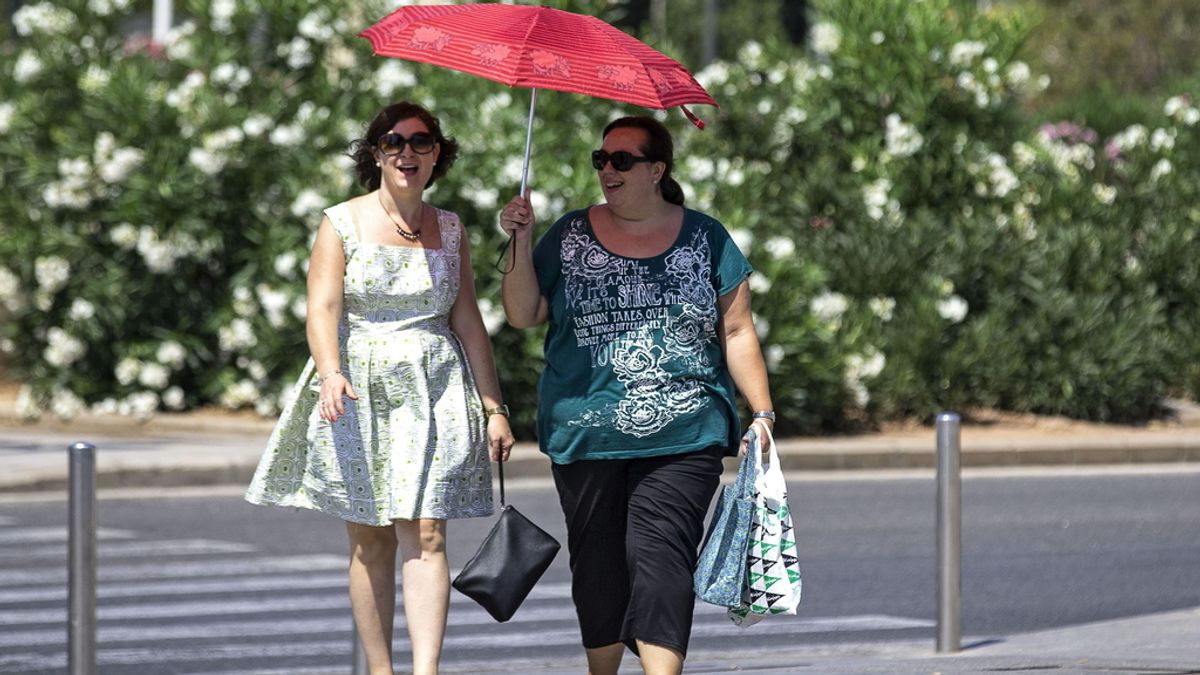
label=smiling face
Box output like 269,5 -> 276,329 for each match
376,116 -> 440,192
597,126 -> 663,209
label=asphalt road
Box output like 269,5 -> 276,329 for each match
1,467 -> 1197,673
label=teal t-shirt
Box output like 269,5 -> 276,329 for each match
533,206 -> 754,464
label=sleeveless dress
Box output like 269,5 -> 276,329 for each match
245,201 -> 494,526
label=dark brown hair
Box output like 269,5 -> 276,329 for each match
601,116 -> 685,206
350,101 -> 459,190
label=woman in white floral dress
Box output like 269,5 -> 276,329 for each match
246,101 -> 514,675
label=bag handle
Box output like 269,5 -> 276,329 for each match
498,459 -> 506,507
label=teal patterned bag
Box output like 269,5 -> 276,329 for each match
693,434 -> 760,607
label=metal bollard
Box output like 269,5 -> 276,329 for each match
350,620 -> 368,675
936,413 -> 962,653
68,442 -> 97,675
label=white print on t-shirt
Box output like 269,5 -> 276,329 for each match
560,217 -> 717,437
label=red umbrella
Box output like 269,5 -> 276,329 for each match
359,3 -> 717,195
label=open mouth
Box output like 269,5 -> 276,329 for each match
602,175 -> 624,192
398,163 -> 419,176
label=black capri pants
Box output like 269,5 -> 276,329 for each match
551,445 -> 725,656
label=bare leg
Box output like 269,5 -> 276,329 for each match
585,643 -> 625,675
347,522 -> 399,675
635,641 -> 683,675
396,518 -> 449,675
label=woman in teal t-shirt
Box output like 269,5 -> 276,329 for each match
500,116 -> 776,675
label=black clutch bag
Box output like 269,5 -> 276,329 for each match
452,460 -> 561,622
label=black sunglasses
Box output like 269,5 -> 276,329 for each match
377,132 -> 436,155
591,150 -> 654,172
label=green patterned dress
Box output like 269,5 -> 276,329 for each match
245,202 -> 493,525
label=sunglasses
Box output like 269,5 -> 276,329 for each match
591,150 -> 655,172
377,132 -> 436,155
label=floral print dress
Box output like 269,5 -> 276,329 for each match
245,202 -> 493,525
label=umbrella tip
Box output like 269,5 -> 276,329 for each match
680,105 -> 706,130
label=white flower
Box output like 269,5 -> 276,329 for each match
1184,109 -> 1200,126
14,3 -> 75,36
764,345 -> 785,372
220,379 -> 261,408
1108,124 -> 1147,154
738,40 -> 764,67
44,328 -> 86,368
885,114 -> 924,157
126,391 -> 160,421
13,51 -> 44,83
752,312 -> 770,340
848,380 -> 870,408
851,156 -> 867,173
163,21 -> 196,61
219,318 -> 258,352
0,103 -> 13,134
985,153 -> 1019,197
242,114 -> 273,136
1092,183 -> 1117,205
138,363 -> 170,389
1150,158 -> 1173,182
188,148 -> 226,175
748,273 -> 772,295
1006,61 -> 1031,87
936,295 -> 969,323
1149,128 -> 1176,152
810,22 -> 841,55
869,296 -> 896,321
66,298 -> 96,322
110,222 -> 138,249
695,62 -> 730,89
847,350 -> 886,380
269,123 -> 304,147
254,397 -> 278,417
948,40 -> 986,67
870,31 -> 885,45
97,146 -> 144,184
274,252 -> 299,278
811,291 -> 848,323
16,385 -> 40,420
88,0 -> 130,16
291,297 -> 308,321
91,398 -> 120,415
862,178 -> 893,220
156,340 -> 187,369
256,284 -> 290,328
50,388 -> 86,420
290,189 -> 326,218
982,57 -> 999,74
278,36 -> 313,69
35,256 -> 70,293
0,267 -> 23,312
298,9 -> 334,41
115,358 -> 141,385
764,236 -> 796,260
162,386 -> 186,410
477,298 -> 506,336
375,60 -> 418,97
211,0 -> 236,33
79,65 -> 112,93
1163,95 -> 1189,118
729,228 -> 753,253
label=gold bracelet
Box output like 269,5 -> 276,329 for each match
485,404 -> 510,417
318,370 -> 343,385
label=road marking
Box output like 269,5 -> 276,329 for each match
0,571 -> 347,604
0,527 -> 137,544
0,538 -> 256,561
0,613 -> 933,667
0,554 -> 347,586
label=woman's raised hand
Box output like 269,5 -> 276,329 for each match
499,194 -> 535,240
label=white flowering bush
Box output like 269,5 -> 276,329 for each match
677,0 -> 1192,430
1,0 -> 1195,434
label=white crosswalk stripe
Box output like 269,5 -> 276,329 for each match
0,527 -> 137,544
0,516 -> 932,674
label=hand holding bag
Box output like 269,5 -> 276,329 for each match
693,430 -> 761,607
451,461 -> 561,622
728,423 -> 803,626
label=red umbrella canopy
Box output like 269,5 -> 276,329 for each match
359,3 -> 718,114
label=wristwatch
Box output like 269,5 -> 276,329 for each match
485,404 -> 510,417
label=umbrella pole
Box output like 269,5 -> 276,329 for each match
519,89 -> 538,197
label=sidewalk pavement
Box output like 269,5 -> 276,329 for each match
3,399 -> 1200,492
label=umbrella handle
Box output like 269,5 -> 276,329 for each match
496,89 -> 538,275
519,89 -> 538,197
